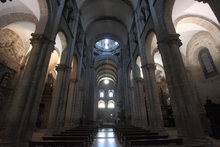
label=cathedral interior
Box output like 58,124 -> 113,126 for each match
0,0 -> 220,146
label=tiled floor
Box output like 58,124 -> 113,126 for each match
92,128 -> 121,147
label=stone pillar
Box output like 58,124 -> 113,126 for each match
46,64 -> 71,135
64,79 -> 77,129
141,63 -> 164,132
135,78 -> 148,129
128,86 -> 136,125
196,0 -> 220,23
157,34 -> 204,138
0,31 -> 56,146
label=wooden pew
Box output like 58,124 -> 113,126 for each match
127,138 -> 183,147
119,132 -> 158,143
29,140 -> 86,147
43,136 -> 90,146
123,135 -> 168,146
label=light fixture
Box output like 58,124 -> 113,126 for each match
104,79 -> 109,85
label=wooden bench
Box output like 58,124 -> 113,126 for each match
53,133 -> 93,142
127,138 -> 183,147
43,136 -> 90,145
29,140 -> 86,147
120,132 -> 158,143
123,135 -> 168,146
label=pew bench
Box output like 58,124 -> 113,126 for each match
43,136 -> 90,145
127,138 -> 183,147
123,135 -> 169,146
29,140 -> 87,147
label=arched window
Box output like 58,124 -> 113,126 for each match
108,100 -> 115,109
108,90 -> 114,98
136,56 -> 143,78
98,100 -> 105,108
199,49 -> 218,78
99,90 -> 104,98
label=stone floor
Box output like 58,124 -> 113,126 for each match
92,128 -> 121,147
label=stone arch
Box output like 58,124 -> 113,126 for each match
54,31 -> 68,64
0,13 -> 37,29
175,15 -> 220,49
145,31 -> 158,63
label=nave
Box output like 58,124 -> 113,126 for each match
1,0 -> 220,146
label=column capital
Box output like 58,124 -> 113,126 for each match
157,34 -> 182,47
30,33 -> 55,45
142,63 -> 156,70
56,64 -> 71,71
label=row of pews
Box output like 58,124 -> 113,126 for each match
113,125 -> 183,147
29,125 -> 98,147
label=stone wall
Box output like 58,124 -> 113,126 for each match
184,31 -> 220,104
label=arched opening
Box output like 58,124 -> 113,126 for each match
108,100 -> 115,109
98,100 -> 105,109
136,56 -> 143,78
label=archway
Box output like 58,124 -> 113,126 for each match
136,56 -> 143,78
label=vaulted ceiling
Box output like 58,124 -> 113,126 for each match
77,0 -> 137,45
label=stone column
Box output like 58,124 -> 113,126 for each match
46,64 -> 71,135
141,63 -> 164,131
123,68 -> 132,124
70,79 -> 81,127
128,86 -> 136,125
0,30 -> 57,146
196,0 -> 220,23
64,79 -> 77,129
157,34 -> 204,138
135,78 -> 148,129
